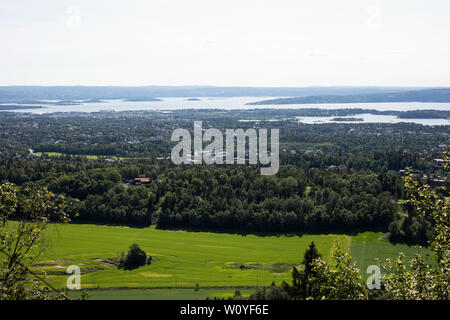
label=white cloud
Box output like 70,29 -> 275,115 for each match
0,0 -> 449,86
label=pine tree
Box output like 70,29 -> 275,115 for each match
301,241 -> 322,298
291,241 -> 322,299
302,241 -> 322,276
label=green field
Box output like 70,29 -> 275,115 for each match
19,223 -> 430,299
349,232 -> 432,273
35,152 -> 126,160
67,288 -> 255,300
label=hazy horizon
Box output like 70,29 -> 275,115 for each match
0,84 -> 444,89
0,84 -> 446,88
1,0 -> 450,87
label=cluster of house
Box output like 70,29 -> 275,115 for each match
398,166 -> 448,188
127,177 -> 161,186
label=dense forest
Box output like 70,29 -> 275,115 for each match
0,110 -> 448,244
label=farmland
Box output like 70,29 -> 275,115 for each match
66,288 -> 256,300
20,222 -> 430,299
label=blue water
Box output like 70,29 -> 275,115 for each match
1,97 -> 449,125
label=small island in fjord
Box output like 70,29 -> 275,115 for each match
331,117 -> 364,122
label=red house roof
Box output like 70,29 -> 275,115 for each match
131,177 -> 152,184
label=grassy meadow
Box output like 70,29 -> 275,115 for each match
66,288 -> 256,300
14,222 -> 430,299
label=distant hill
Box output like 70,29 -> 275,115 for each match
248,88 -> 450,105
0,85 -> 426,102
0,105 -> 44,110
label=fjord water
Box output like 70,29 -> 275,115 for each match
296,113 -> 449,126
2,97 -> 449,125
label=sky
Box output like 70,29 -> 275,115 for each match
1,0 -> 449,87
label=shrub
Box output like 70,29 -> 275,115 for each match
119,244 -> 149,270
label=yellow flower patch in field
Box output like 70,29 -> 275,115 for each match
141,272 -> 173,278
